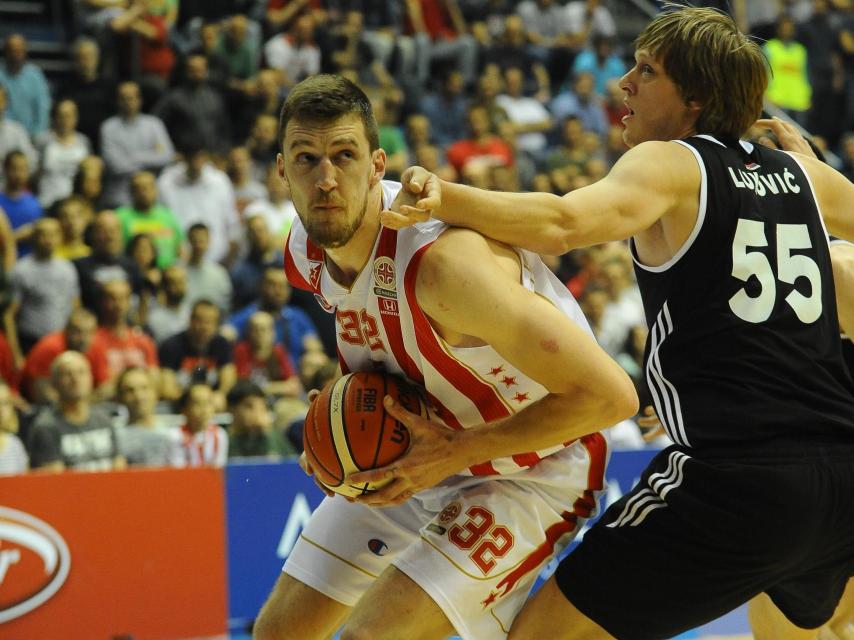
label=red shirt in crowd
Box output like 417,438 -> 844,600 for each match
89,327 -> 159,380
21,331 -> 111,398
446,138 -> 514,173
233,341 -> 296,384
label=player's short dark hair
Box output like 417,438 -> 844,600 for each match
226,379 -> 267,408
188,222 -> 209,235
278,74 -> 379,154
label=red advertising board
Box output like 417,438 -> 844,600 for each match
0,468 -> 227,640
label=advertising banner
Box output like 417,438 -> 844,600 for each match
0,468 -> 227,640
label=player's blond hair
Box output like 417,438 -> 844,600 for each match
635,5 -> 767,140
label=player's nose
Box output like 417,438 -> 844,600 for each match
315,157 -> 337,191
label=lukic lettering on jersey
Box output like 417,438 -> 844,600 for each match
727,165 -> 801,196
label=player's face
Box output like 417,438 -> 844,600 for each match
618,50 -> 700,147
279,114 -> 384,249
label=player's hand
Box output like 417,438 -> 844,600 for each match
752,117 -> 817,159
345,396 -> 464,508
300,391 -> 334,497
381,166 -> 441,230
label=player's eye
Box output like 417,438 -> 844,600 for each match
295,153 -> 315,164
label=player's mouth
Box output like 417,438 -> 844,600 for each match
622,104 -> 635,123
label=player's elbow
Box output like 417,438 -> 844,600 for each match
592,370 -> 639,427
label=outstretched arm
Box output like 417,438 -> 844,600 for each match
385,141 -> 695,255
349,228 -> 638,505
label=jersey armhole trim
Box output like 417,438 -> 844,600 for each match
630,140 -> 708,273
784,151 -> 831,250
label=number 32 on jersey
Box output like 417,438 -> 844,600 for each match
729,219 -> 822,324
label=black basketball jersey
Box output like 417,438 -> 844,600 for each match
630,135 -> 854,454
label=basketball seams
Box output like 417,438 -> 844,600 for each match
369,375 -> 390,470
332,375 -> 361,476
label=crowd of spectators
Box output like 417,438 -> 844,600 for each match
1,0 -> 853,474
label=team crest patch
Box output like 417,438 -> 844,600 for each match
438,501 -> 461,525
373,257 -> 397,299
745,161 -> 760,170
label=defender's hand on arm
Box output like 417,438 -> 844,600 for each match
381,166 -> 441,230
753,118 -> 816,158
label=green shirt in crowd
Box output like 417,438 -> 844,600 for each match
116,204 -> 184,268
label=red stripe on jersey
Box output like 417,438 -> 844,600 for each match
484,435 -> 608,603
511,451 -> 542,469
284,228 -> 314,292
404,245 -> 513,424
581,432 -> 608,491
469,460 -> 500,475
486,514 -> 579,604
376,228 -> 424,385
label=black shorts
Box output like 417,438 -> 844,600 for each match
554,445 -> 854,640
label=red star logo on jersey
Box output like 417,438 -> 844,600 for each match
513,392 -> 529,403
481,591 -> 499,608
487,365 -> 504,377
501,375 -> 517,388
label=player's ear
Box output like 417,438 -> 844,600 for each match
276,153 -> 290,187
370,148 -> 386,186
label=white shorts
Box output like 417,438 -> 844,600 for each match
283,433 -> 609,640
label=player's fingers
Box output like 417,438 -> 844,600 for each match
642,426 -> 665,443
380,209 -> 417,230
298,451 -> 312,474
347,463 -> 397,486
307,388 -> 321,402
401,166 -> 429,193
637,415 -> 661,428
399,204 -> 434,220
383,396 -> 420,429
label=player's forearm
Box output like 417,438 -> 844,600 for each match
436,180 -> 576,255
456,384 -> 638,466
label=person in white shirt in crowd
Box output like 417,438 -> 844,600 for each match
0,84 -> 37,182
495,66 -> 553,159
35,99 -> 91,208
115,365 -> 181,467
227,145 -> 267,216
0,381 -> 27,475
157,142 -> 240,264
100,80 -> 174,207
563,0 -> 617,49
243,164 -> 298,247
183,222 -> 233,313
147,263 -> 191,345
7,217 -> 79,362
263,13 -> 321,88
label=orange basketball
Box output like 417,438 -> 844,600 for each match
302,372 -> 425,497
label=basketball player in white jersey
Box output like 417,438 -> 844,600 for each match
251,75 -> 638,640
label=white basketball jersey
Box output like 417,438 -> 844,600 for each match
285,180 -> 594,475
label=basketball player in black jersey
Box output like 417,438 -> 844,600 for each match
362,5 -> 854,640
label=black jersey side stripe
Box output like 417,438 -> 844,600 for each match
646,302 -> 690,446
